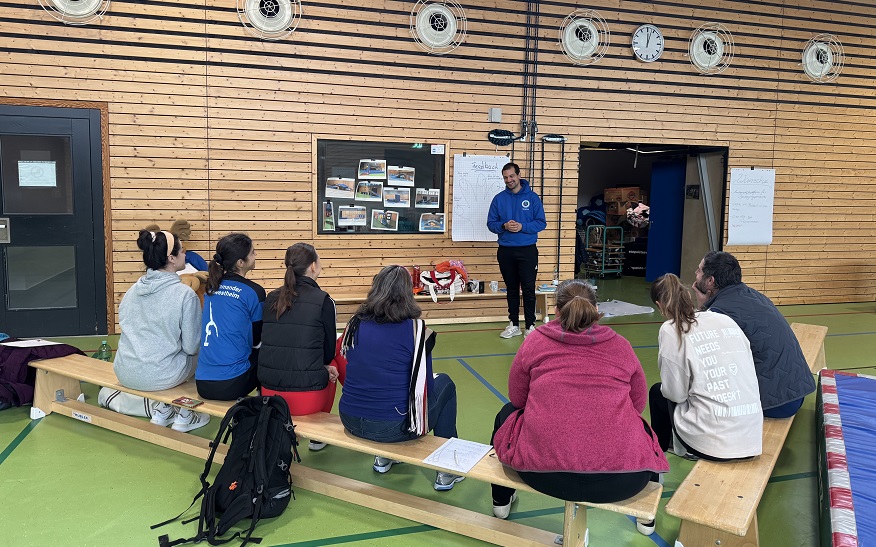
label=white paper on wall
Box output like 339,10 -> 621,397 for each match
727,168 -> 775,246
451,155 -> 508,242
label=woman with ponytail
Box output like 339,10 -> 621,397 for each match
648,273 -> 762,462
489,279 -> 668,523
195,233 -> 265,402
113,229 -> 209,432
258,244 -> 344,449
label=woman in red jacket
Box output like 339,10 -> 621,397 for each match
490,279 -> 669,521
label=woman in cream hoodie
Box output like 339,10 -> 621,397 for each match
648,273 -> 763,461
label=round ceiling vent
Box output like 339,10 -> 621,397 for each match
238,0 -> 302,41
39,0 -> 110,25
410,0 -> 467,55
802,34 -> 844,83
559,9 -> 610,66
688,23 -> 734,75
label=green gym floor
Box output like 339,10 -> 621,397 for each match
2,277 -> 873,546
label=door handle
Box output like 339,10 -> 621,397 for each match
0,217 -> 8,243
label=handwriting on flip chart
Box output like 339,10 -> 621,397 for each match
423,438 -> 493,474
727,168 -> 775,246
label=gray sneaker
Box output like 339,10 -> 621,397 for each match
434,472 -> 465,491
499,323 -> 522,339
523,325 -> 536,337
373,456 -> 400,473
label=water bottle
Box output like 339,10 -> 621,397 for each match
412,266 -> 422,291
94,340 -> 113,362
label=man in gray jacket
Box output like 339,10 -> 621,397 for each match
693,251 -> 815,418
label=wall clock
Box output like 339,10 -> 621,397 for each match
631,24 -> 664,62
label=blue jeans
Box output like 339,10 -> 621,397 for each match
340,373 -> 458,442
763,396 -> 804,419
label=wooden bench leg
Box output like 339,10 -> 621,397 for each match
562,502 -> 589,547
676,515 -> 758,547
31,369 -> 82,419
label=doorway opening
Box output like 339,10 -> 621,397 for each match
576,143 -> 728,284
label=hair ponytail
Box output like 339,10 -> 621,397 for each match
136,229 -> 179,270
206,233 -> 253,295
555,279 -> 601,333
272,243 -> 319,319
650,273 -> 697,344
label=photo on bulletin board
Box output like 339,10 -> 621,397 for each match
323,201 -> 335,231
325,177 -> 355,199
383,187 -> 411,208
415,188 -> 440,208
358,159 -> 387,180
419,213 -> 445,232
371,209 -> 399,231
337,205 -> 368,226
316,139 -> 446,235
355,180 -> 384,202
388,166 -> 415,187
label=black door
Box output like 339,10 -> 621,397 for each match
0,105 -> 106,337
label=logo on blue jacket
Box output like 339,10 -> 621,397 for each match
522,200 -> 530,209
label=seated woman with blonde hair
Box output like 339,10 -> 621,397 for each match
489,278 -> 668,524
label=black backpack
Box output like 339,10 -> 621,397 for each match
154,396 -> 301,547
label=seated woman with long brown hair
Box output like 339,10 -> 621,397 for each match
489,278 -> 668,524
258,243 -> 345,450
338,265 -> 464,491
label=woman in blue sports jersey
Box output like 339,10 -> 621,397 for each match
195,233 -> 266,402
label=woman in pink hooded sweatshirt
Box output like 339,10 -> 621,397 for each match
490,279 -> 668,521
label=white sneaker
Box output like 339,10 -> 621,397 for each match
308,440 -> 327,451
636,517 -> 656,535
171,408 -> 210,432
149,401 -> 177,427
492,492 -> 517,519
523,325 -> 536,337
499,323 -> 522,339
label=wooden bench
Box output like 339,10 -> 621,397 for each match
333,290 -> 556,327
664,322 -> 828,547
30,352 -> 659,547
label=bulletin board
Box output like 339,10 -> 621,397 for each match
315,139 -> 447,235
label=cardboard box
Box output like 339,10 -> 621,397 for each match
607,201 -> 632,216
604,186 -> 641,203
619,187 -> 641,203
604,188 -> 623,202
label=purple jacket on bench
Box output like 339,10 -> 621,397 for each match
0,341 -> 85,408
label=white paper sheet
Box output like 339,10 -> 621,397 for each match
727,168 -> 775,246
1,338 -> 62,347
451,154 -> 508,241
423,437 -> 493,474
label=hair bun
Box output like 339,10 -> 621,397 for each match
213,253 -> 222,263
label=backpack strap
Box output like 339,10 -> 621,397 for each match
152,403 -> 247,532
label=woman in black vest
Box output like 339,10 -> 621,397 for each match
259,243 -> 343,448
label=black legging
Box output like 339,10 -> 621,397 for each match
490,402 -> 653,505
196,365 -> 259,401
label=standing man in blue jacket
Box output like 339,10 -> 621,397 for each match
487,162 -> 547,338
